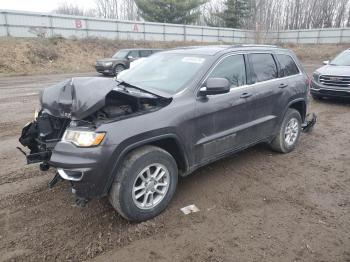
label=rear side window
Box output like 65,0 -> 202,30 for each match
277,54 -> 300,77
139,50 -> 152,57
250,53 -> 278,83
209,55 -> 246,87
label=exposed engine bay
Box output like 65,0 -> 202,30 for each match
18,77 -> 170,166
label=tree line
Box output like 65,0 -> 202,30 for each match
54,0 -> 350,30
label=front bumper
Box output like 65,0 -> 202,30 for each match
49,141 -> 117,199
311,80 -> 350,98
95,65 -> 113,74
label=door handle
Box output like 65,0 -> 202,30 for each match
279,83 -> 288,89
240,92 -> 252,98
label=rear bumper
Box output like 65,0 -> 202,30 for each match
311,80 -> 350,98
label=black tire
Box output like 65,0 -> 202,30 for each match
109,145 -> 178,222
114,64 -> 125,76
270,108 -> 302,154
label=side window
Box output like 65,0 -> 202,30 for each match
209,55 -> 246,88
276,54 -> 300,77
139,50 -> 152,57
128,50 -> 139,58
250,53 -> 278,83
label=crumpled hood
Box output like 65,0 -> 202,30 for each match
40,77 -> 117,120
316,65 -> 350,76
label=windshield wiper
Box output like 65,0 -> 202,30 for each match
115,80 -> 158,97
116,80 -> 143,91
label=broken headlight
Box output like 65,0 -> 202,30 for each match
62,130 -> 106,147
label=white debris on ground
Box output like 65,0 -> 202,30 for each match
180,204 -> 200,215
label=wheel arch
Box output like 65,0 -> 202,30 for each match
104,134 -> 189,195
288,99 -> 307,122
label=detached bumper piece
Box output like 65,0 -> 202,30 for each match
302,113 -> 317,133
18,113 -> 69,165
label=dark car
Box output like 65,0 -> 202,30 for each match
95,48 -> 162,76
19,45 -> 315,222
311,49 -> 350,99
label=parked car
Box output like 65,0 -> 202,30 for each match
311,48 -> 350,99
19,45 -> 315,222
95,48 -> 162,76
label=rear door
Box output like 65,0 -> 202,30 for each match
246,52 -> 287,140
275,53 -> 305,106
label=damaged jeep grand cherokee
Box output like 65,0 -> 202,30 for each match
19,45 -> 316,222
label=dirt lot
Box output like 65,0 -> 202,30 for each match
0,63 -> 349,262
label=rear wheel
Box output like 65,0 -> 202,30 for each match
270,109 -> 302,153
109,146 -> 178,222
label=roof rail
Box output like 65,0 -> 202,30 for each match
230,44 -> 279,48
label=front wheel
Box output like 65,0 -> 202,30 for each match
114,64 -> 125,76
270,109 -> 302,153
109,146 -> 178,222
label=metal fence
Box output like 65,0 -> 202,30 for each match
1,10 -> 350,44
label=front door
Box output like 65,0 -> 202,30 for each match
193,54 -> 257,164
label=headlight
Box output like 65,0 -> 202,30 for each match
104,62 -> 113,67
62,130 -> 106,147
313,72 -> 320,82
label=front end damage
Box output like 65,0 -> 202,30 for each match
18,77 -> 170,205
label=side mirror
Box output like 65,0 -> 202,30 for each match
199,78 -> 230,96
323,60 -> 329,65
127,55 -> 134,60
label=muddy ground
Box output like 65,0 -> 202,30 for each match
0,64 -> 349,262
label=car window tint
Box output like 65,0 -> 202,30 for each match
209,55 -> 246,87
277,54 -> 299,77
128,50 -> 139,58
140,50 -> 152,57
250,53 -> 278,83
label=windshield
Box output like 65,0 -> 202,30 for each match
118,53 -> 207,95
330,50 -> 350,66
112,50 -> 129,59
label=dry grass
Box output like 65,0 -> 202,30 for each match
284,43 -> 350,63
0,37 -> 348,76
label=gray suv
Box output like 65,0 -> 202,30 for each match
95,48 -> 162,76
311,49 -> 350,99
19,45 -> 315,222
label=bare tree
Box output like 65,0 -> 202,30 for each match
95,0 -> 119,19
53,2 -> 96,17
94,0 -> 138,20
54,0 -> 350,30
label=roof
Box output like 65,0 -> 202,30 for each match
120,48 -> 163,51
166,44 -> 282,56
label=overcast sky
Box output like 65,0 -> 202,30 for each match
1,0 -> 96,13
